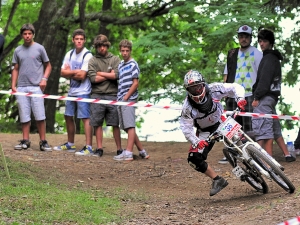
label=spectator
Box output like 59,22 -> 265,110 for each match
219,25 -> 263,164
53,29 -> 93,155
252,28 -> 295,162
11,23 -> 52,151
100,39 -> 149,161
87,34 -> 123,157
180,70 -> 247,196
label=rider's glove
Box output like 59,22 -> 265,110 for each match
237,98 -> 247,111
221,114 -> 227,122
195,140 -> 209,153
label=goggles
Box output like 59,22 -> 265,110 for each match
187,83 -> 206,103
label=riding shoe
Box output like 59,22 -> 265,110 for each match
209,177 -> 228,196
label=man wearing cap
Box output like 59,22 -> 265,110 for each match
252,28 -> 295,162
218,24 -> 263,164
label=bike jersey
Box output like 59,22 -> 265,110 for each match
180,82 -> 245,147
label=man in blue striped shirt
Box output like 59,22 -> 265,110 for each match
113,39 -> 149,161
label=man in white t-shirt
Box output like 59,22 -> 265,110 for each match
54,29 -> 93,155
219,25 -> 263,164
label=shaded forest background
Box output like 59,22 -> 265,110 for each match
0,0 -> 299,134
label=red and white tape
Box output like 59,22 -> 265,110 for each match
224,111 -> 300,121
277,216 -> 300,225
1,90 -> 299,120
0,90 -> 182,110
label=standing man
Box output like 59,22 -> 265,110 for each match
218,25 -> 263,164
87,34 -> 123,157
12,23 -> 52,151
53,29 -> 93,155
99,39 -> 149,161
252,28 -> 295,162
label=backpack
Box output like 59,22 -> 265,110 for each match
69,48 -> 91,67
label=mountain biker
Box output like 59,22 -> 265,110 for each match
180,70 -> 247,196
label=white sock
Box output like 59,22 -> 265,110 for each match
68,142 -> 74,146
125,150 -> 133,156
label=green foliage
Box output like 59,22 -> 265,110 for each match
54,111 -> 66,133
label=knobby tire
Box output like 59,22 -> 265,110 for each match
247,145 -> 295,194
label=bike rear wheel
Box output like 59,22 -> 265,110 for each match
223,148 -> 268,193
247,145 -> 295,193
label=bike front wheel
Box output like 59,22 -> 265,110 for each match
247,145 -> 295,193
223,148 -> 268,194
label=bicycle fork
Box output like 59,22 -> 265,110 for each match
229,141 -> 272,180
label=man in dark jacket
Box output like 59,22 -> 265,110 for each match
252,28 -> 295,162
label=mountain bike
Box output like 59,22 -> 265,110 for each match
206,108 -> 295,194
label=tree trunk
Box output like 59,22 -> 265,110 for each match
99,0 -> 112,37
33,0 -> 76,133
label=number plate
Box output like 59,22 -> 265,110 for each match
232,166 -> 245,178
218,117 -> 242,140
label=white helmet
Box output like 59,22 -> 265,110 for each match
184,70 -> 206,103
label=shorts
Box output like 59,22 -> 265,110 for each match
90,94 -> 119,127
16,86 -> 46,123
117,100 -> 136,130
252,95 -> 282,141
65,94 -> 90,119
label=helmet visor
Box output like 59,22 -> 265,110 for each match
187,83 -> 206,103
187,83 -> 205,96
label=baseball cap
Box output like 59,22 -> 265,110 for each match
237,25 -> 252,35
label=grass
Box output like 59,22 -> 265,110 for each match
0,159 -> 122,225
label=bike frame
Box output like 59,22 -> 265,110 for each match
208,109 -> 284,181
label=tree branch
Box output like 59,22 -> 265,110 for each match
70,1 -> 184,25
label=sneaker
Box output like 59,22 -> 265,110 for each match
218,157 -> 228,164
39,140 -> 52,152
75,145 -> 94,156
113,151 -> 133,161
53,143 -> 76,152
93,148 -> 104,157
139,150 -> 150,159
285,155 -> 296,162
210,177 -> 228,196
14,139 -> 31,150
116,149 -> 123,155
295,149 -> 300,156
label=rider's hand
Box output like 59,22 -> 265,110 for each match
237,98 -> 247,111
197,140 -> 209,149
221,114 -> 227,122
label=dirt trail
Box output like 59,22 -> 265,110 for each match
2,133 -> 300,224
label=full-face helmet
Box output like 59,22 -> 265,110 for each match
184,70 -> 206,103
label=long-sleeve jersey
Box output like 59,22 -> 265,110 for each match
180,82 -> 245,147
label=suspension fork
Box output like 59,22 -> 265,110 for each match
225,139 -> 271,179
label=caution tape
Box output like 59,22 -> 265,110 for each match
0,90 -> 182,110
277,216 -> 300,225
224,111 -> 300,121
1,90 -> 299,120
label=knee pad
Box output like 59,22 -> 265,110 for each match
187,152 -> 208,173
